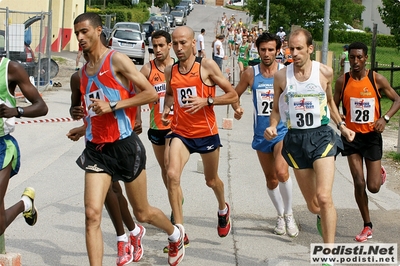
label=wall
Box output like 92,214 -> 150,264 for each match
362,0 -> 390,35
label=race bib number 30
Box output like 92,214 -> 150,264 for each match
84,89 -> 105,117
350,97 -> 375,124
288,96 -> 321,129
177,86 -> 197,108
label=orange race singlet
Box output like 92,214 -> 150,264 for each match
170,57 -> 218,138
148,59 -> 173,130
341,70 -> 381,134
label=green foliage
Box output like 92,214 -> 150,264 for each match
87,5 -> 150,24
323,31 -> 396,48
245,0 -> 364,34
378,0 -> 400,50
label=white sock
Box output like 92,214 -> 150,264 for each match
168,225 -> 181,242
116,234 -> 128,242
218,206 -> 228,216
267,186 -> 284,216
279,177 -> 293,215
21,196 -> 32,212
131,225 -> 141,236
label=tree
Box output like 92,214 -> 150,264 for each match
245,0 -> 364,41
378,0 -> 400,49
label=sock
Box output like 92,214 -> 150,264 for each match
267,186 -> 284,216
131,225 -> 141,236
364,222 -> 373,229
116,234 -> 128,242
21,196 -> 32,212
218,206 -> 228,216
168,225 -> 181,242
279,177 -> 293,215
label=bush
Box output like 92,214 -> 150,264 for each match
87,4 -> 150,25
308,28 -> 397,48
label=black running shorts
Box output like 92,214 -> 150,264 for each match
341,131 -> 382,161
281,125 -> 343,169
147,128 -> 171,146
76,133 -> 146,183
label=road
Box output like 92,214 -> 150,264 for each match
3,4 -> 400,266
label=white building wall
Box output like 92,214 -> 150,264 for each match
362,0 -> 391,35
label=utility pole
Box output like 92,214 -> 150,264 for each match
265,0 -> 270,32
321,0 -> 331,64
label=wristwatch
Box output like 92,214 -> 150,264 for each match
207,96 -> 214,106
16,106 -> 24,118
109,101 -> 118,112
337,121 -> 346,130
383,115 -> 390,123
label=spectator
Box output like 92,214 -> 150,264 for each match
213,34 -> 225,71
340,44 -> 349,74
196,29 -> 206,58
276,26 -> 286,42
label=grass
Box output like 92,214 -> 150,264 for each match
385,151 -> 400,162
51,56 -> 68,65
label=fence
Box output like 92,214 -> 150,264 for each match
0,7 -> 55,91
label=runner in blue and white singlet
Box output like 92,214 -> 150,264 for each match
251,63 -> 287,153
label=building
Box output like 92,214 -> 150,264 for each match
362,0 -> 391,35
0,0 -> 85,52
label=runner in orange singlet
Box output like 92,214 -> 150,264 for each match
161,27 -> 237,258
334,41 -> 400,243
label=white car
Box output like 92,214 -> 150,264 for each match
108,28 -> 145,65
171,10 -> 187,26
344,23 -> 365,33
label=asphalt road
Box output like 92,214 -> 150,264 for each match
3,4 -> 400,266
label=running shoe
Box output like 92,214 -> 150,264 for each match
273,215 -> 286,235
217,202 -> 231,237
284,214 -> 299,237
355,226 -> 372,242
381,165 -> 387,185
163,233 -> 190,253
168,224 -> 185,266
116,241 -> 133,266
317,215 -> 322,237
21,187 -> 37,226
130,224 -> 146,262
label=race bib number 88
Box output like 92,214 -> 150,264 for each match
177,86 -> 197,108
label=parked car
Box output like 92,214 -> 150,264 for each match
113,22 -> 145,40
180,0 -> 193,11
108,28 -> 145,65
149,15 -> 170,33
141,21 -> 162,45
166,13 -> 176,28
174,6 -> 189,17
170,10 -> 187,26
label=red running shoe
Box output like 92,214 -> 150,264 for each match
116,241 -> 133,266
130,224 -> 146,262
217,202 -> 231,237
